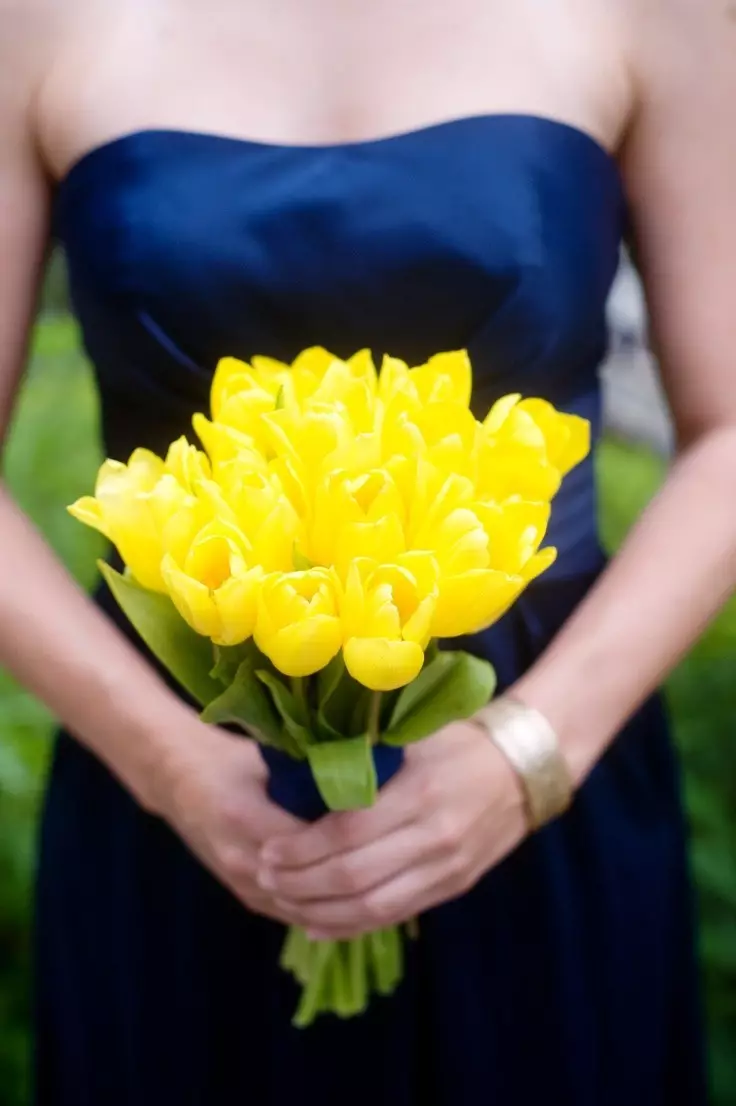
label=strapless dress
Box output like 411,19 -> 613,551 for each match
37,115 -> 705,1105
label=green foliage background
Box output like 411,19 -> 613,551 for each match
0,316 -> 734,1104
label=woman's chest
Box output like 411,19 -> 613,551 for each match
41,0 -> 628,181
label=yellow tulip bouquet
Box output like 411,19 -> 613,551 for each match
69,347 -> 589,1026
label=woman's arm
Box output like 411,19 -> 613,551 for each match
512,0 -> 736,779
260,0 -> 736,938
0,4 -> 303,921
0,6 -> 189,814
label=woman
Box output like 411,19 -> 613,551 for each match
1,0 -> 732,1102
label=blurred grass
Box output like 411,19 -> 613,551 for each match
0,316 -> 734,1103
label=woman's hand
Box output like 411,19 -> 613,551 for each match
159,718 -> 306,926
256,721 -> 528,940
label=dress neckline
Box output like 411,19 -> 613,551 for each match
54,112 -> 623,196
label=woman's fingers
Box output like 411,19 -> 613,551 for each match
275,854 -> 469,940
259,820 -> 440,902
259,764 -> 421,870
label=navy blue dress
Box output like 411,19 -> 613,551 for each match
39,115 -> 706,1105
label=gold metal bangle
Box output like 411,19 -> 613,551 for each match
473,697 -> 573,830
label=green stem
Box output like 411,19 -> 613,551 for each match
347,935 -> 369,1017
367,690 -> 383,745
330,943 -> 354,1018
293,940 -> 334,1028
291,676 -> 309,720
280,926 -> 313,987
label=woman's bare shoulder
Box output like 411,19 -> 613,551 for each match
0,0 -> 68,112
0,0 -> 70,53
0,0 -> 97,160
623,0 -> 736,75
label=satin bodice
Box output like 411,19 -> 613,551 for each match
53,114 -> 626,576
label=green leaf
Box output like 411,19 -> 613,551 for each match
256,670 -> 312,754
210,640 -> 269,685
317,653 -> 347,705
99,562 -> 221,706
315,654 -> 368,738
384,650 -> 496,746
200,660 -> 287,749
307,735 -> 377,811
387,652 -> 457,730
314,710 -> 345,743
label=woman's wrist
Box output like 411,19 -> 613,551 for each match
90,683 -> 205,817
508,670 -> 606,788
472,696 -> 574,830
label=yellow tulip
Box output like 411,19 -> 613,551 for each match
378,350 -> 471,408
476,438 -> 562,502
215,462 -> 303,571
314,370 -> 377,436
68,448 -> 171,591
309,468 -> 406,571
409,350 -> 472,407
224,348 -> 376,415
254,568 -> 343,677
289,347 -> 377,404
482,394 -> 590,479
253,347 -> 339,400
211,357 -> 264,418
214,385 -> 279,454
250,350 -> 322,410
341,554 -> 438,691
431,570 -> 523,637
515,398 -> 590,475
475,499 -> 553,574
429,496 -> 557,638
407,467 -> 477,550
145,475 -> 212,568
192,413 -> 267,471
267,455 -> 310,521
259,405 -> 353,489
69,348 -> 588,664
381,395 -> 481,480
163,436 -> 211,491
161,517 -> 263,646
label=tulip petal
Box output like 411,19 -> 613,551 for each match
476,499 -> 551,574
256,615 -> 343,677
336,513 -> 405,573
482,394 -> 521,434
378,355 -> 414,405
291,347 -> 338,378
67,496 -> 111,539
211,356 -> 251,419
192,413 -> 264,469
340,559 -> 372,639
347,348 -> 378,392
161,554 -> 222,639
165,437 -> 211,488
402,594 -> 436,649
432,570 -> 523,637
212,571 -> 262,645
520,546 -> 557,583
343,636 -> 425,692
125,449 -> 168,486
416,350 -> 472,407
556,415 -> 591,475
